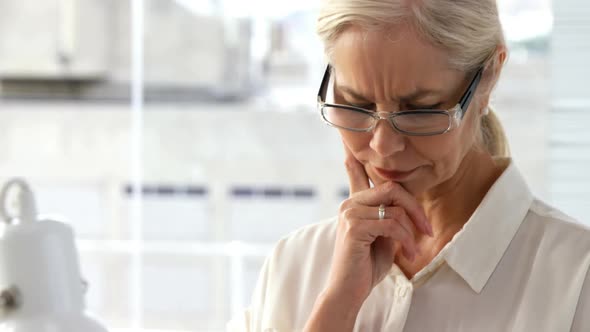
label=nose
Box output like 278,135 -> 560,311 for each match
369,116 -> 406,157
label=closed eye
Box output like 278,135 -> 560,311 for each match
350,103 -> 374,109
342,99 -> 374,109
406,103 -> 443,110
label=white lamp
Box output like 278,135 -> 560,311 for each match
0,178 -> 108,332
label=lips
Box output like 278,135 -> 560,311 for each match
373,166 -> 418,181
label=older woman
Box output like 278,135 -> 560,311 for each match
228,0 -> 590,331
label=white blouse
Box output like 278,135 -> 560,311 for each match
227,160 -> 590,331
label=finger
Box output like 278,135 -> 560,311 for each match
341,205 -> 414,236
391,207 -> 422,256
353,181 -> 433,237
368,219 -> 418,260
343,206 -> 419,255
344,217 -> 418,258
342,140 -> 370,195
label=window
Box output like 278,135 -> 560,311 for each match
0,0 -> 587,331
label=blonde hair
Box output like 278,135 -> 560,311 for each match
317,0 -> 510,157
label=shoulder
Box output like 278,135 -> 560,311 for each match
268,215 -> 339,269
524,197 -> 590,268
246,216 -> 340,329
277,215 -> 339,250
528,198 -> 590,242
527,200 -> 590,330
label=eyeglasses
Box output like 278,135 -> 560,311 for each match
316,64 -> 484,136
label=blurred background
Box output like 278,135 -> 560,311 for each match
0,0 -> 588,331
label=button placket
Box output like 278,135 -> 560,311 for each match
392,272 -> 412,300
399,286 -> 408,297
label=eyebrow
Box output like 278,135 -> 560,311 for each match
338,85 -> 443,103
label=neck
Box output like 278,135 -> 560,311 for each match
416,150 -> 506,250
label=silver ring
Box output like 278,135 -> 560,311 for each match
378,204 -> 385,220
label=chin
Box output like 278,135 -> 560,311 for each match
367,168 -> 429,197
398,180 -> 426,197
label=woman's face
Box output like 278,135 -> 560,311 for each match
331,26 -> 486,197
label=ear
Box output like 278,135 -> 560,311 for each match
477,45 -> 508,113
490,45 -> 508,76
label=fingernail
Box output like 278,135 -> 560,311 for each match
404,247 -> 416,260
405,248 -> 414,261
415,245 -> 422,256
424,220 -> 434,237
402,247 -> 412,261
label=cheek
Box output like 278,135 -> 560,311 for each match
410,106 -> 480,162
411,134 -> 458,162
339,129 -> 371,155
410,129 -> 470,176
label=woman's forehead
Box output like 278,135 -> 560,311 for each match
332,25 -> 451,70
330,26 -> 462,100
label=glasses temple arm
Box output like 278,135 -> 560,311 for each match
458,67 -> 484,118
317,64 -> 332,102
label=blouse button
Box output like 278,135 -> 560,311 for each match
396,286 -> 409,298
400,287 -> 408,297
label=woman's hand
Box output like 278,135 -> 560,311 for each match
304,143 -> 433,332
326,143 -> 433,304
